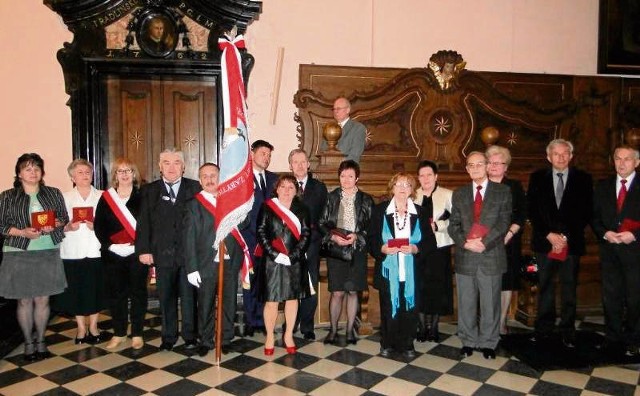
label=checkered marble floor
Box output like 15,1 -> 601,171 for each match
0,312 -> 639,396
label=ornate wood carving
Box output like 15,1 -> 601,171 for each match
45,0 -> 261,187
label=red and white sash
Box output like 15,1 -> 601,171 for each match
102,188 -> 136,241
195,191 -> 253,289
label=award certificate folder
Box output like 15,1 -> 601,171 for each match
72,207 -> 94,222
31,210 -> 55,230
387,238 -> 410,248
618,218 -> 640,233
548,245 -> 568,261
330,228 -> 351,240
110,229 -> 134,244
466,223 -> 489,239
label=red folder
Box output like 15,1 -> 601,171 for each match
388,238 -> 410,248
618,218 -> 640,233
466,223 -> 489,239
330,228 -> 350,239
72,207 -> 94,222
548,245 -> 568,261
110,229 -> 134,244
31,210 -> 55,230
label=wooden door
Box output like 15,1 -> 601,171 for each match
105,77 -> 218,183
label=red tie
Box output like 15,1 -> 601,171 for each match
474,185 -> 483,222
617,179 -> 627,213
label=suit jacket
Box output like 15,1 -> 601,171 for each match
321,118 -> 367,162
94,188 -> 141,261
448,181 -> 512,276
527,167 -> 593,255
301,174 -> 328,242
593,175 -> 640,252
135,178 -> 201,267
415,185 -> 454,248
368,200 -> 437,290
182,196 -> 242,278
242,170 -> 278,254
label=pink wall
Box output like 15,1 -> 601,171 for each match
0,0 -> 600,191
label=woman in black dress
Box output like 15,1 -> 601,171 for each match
257,174 -> 311,355
319,160 -> 374,345
486,145 -> 526,335
94,158 -> 147,350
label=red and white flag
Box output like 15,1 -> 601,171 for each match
216,33 -> 254,288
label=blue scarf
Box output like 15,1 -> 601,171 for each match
381,215 -> 422,318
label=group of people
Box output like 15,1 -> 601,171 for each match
1,130 -> 639,362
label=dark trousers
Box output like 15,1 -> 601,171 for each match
197,259 -> 241,348
297,239 -> 321,334
104,254 -> 149,337
379,281 -> 417,352
156,265 -> 196,343
601,244 -> 640,346
243,256 -> 264,327
535,253 -> 579,334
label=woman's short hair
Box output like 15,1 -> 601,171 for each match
14,153 -> 45,188
273,174 -> 299,198
110,157 -> 140,189
338,159 -> 360,179
417,160 -> 439,175
386,172 -> 417,200
485,145 -> 512,166
67,159 -> 94,177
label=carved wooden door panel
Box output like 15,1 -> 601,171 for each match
105,77 -> 218,184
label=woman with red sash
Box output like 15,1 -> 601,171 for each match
256,174 -> 311,355
94,158 -> 146,350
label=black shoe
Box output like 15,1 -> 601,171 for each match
346,329 -> 358,345
379,347 -> 393,358
221,344 -> 235,354
197,345 -> 210,357
23,342 -> 36,362
427,332 -> 440,343
75,335 -> 87,345
402,349 -> 416,359
562,333 -> 576,349
416,330 -> 428,343
255,326 -> 267,335
159,342 -> 174,351
243,325 -> 255,337
35,341 -> 51,360
482,348 -> 496,360
529,332 -> 548,343
183,340 -> 198,350
323,331 -> 337,345
303,332 -> 316,340
625,345 -> 640,356
460,346 -> 474,358
88,331 -> 112,344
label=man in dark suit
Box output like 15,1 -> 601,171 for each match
528,139 -> 593,348
136,149 -> 202,351
241,140 -> 278,336
184,163 -> 243,356
448,151 -> 512,360
289,149 -> 328,340
321,97 -> 366,162
592,146 -> 640,356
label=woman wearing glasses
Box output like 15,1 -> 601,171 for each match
369,172 -> 436,359
94,158 -> 147,350
485,146 -> 526,335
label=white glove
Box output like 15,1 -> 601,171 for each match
187,271 -> 202,288
108,243 -> 135,257
274,253 -> 291,266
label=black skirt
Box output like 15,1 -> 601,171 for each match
326,249 -> 368,292
52,257 -> 106,315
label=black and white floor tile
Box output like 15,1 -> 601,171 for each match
0,313 -> 639,396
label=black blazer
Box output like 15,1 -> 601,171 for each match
94,188 -> 141,260
135,178 -> 201,267
182,196 -> 242,278
593,175 -> 640,244
319,188 -> 374,252
368,201 -> 437,290
301,174 -> 328,242
527,167 -> 593,255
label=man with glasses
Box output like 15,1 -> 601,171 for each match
136,149 -> 202,351
448,151 -> 511,359
528,139 -> 592,348
321,97 -> 366,162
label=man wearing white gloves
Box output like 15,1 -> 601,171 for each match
183,163 -> 245,356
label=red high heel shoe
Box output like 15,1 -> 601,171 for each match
282,334 -> 296,354
264,347 -> 275,356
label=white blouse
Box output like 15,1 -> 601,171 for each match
59,186 -> 102,259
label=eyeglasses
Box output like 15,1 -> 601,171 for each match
116,169 -> 133,175
488,162 -> 506,166
394,182 -> 412,188
466,162 -> 486,169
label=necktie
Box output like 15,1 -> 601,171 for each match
259,173 -> 267,199
298,181 -> 304,196
166,182 -> 176,203
617,179 -> 627,213
474,185 -> 482,222
555,173 -> 564,208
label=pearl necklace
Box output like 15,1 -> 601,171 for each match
394,207 -> 408,230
